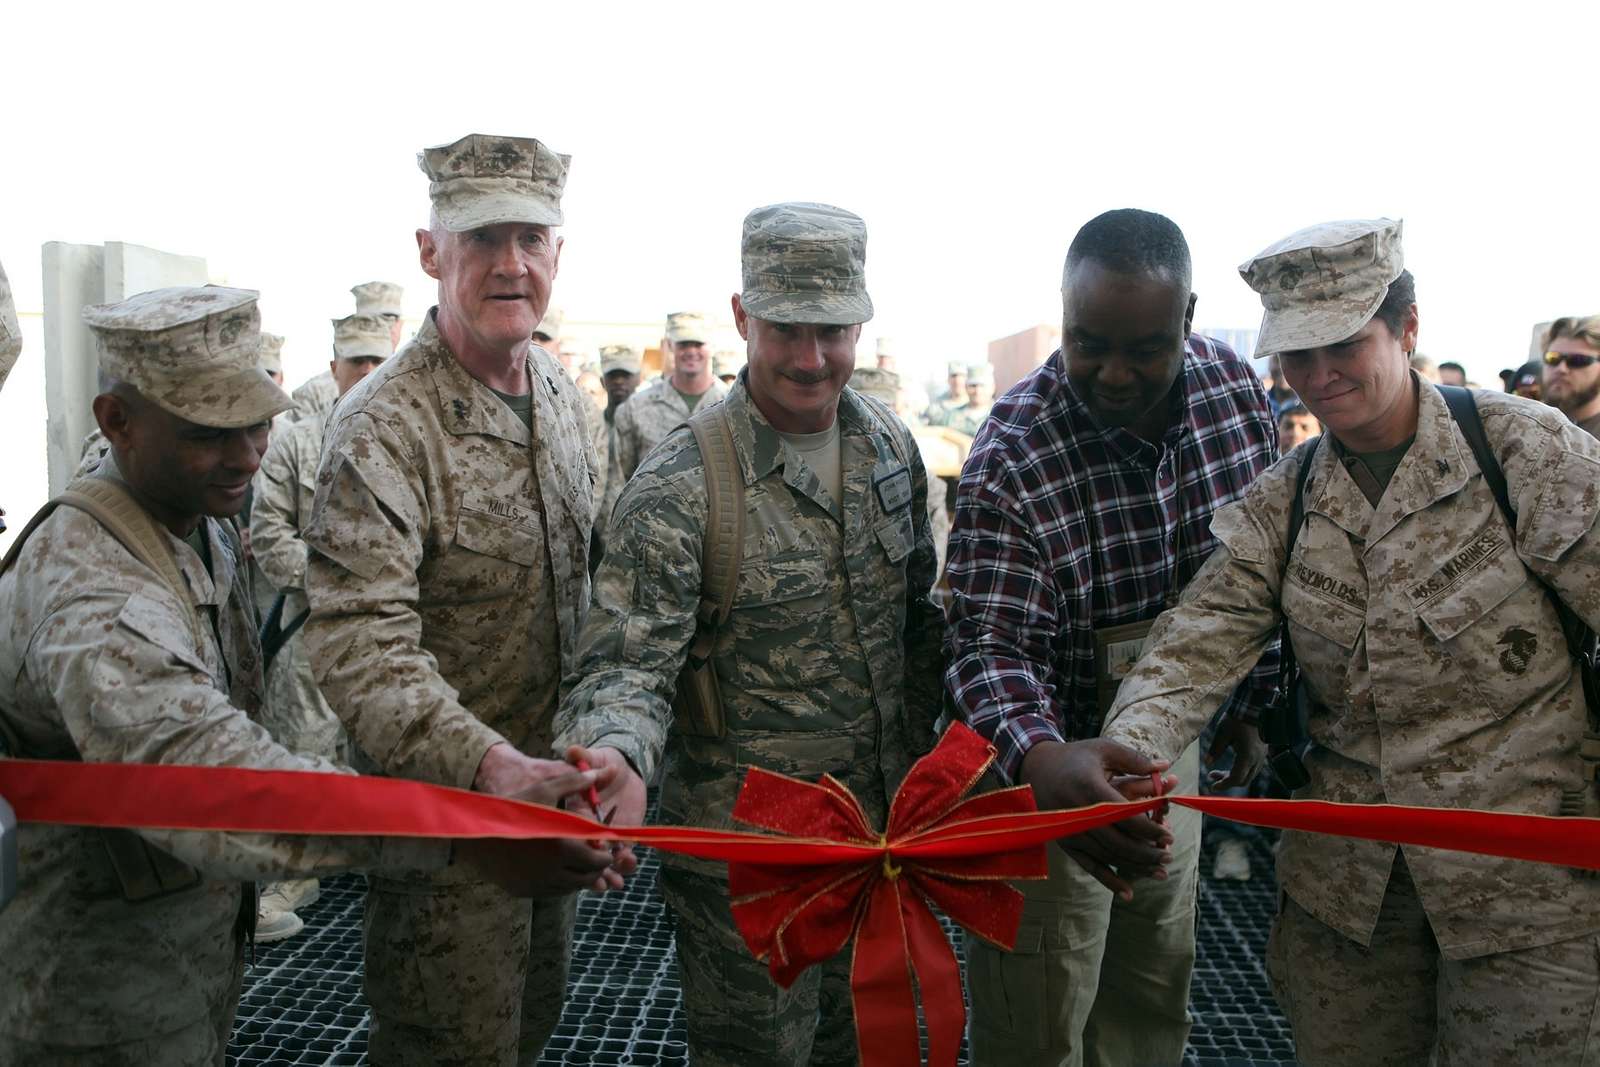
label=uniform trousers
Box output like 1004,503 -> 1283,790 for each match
1267,851 -> 1600,1066
661,866 -> 858,1067
363,874 -> 575,1067
965,743 -> 1202,1067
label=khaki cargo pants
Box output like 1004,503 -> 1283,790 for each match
363,874 -> 575,1067
965,743 -> 1202,1067
1268,852 -> 1600,1065
661,866 -> 858,1067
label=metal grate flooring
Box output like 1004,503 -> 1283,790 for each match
229,825 -> 1297,1066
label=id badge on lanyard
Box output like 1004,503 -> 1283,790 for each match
1092,436 -> 1185,718
1094,618 -> 1158,717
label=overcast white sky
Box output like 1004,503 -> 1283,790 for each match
2,0 -> 1597,526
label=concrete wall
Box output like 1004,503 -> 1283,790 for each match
42,242 -> 208,495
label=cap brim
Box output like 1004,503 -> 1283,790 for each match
1252,288 -> 1387,358
740,288 -> 873,326
436,194 -> 563,233
335,345 -> 391,361
146,366 -> 293,429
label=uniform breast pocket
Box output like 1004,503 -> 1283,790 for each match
1280,579 -> 1365,714
428,506 -> 542,648
1415,556 -> 1558,721
729,550 -> 838,689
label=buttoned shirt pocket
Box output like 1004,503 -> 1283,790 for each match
1415,552 -> 1557,721
428,503 -> 542,651
729,549 -> 838,691
1280,575 -> 1365,715
106,592 -> 219,721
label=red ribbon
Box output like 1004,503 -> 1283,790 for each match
5,725 -> 1600,1067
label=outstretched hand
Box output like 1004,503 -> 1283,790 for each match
1020,739 -> 1178,902
464,742 -> 639,895
563,744 -> 649,830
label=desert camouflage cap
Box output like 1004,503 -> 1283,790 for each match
1241,218 -> 1404,358
740,202 -> 872,326
967,362 -> 995,385
712,350 -> 744,378
946,360 -> 967,377
600,344 -> 642,376
418,133 -> 570,232
332,313 -> 394,361
257,331 -> 285,375
534,307 -> 563,341
83,286 -> 291,429
665,311 -> 710,345
352,280 -> 404,318
848,366 -> 900,404
0,257 -> 20,391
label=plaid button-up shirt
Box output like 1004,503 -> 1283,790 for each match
944,335 -> 1280,783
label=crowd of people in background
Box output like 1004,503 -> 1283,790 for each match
4,128 -> 1600,1067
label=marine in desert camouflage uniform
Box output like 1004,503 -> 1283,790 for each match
1100,219 -> 1600,1065
612,310 -> 728,479
302,132 -> 633,1067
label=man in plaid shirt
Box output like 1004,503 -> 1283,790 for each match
947,210 -> 1278,1066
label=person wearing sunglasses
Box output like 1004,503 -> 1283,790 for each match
1541,315 -> 1600,438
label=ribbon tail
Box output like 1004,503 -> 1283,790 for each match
902,885 -> 964,1067
851,876 -> 921,1067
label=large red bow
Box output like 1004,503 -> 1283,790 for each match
728,722 -> 1043,1067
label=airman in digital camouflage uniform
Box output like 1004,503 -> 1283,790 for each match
0,256 -> 19,393
612,310 -> 729,479
302,133 -> 633,1067
1099,219 -> 1600,1065
0,286 -> 610,1066
286,281 -> 403,424
556,202 -> 946,1067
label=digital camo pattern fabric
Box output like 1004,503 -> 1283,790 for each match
0,460 -> 440,1061
287,370 -> 338,424
1103,383 -> 1600,960
304,308 -> 596,793
302,309 -> 595,1064
611,374 -> 729,481
554,381 -> 946,876
250,411 -> 346,760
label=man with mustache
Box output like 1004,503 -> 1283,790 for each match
302,133 -> 636,1066
613,310 -> 728,480
554,202 -> 950,1066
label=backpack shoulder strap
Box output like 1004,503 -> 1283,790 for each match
6,477 -> 205,649
686,405 -> 745,643
1286,436 -> 1320,560
1437,384 -> 1516,526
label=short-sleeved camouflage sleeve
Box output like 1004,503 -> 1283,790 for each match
303,410 -> 508,789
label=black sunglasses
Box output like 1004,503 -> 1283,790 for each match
1544,350 -> 1600,369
